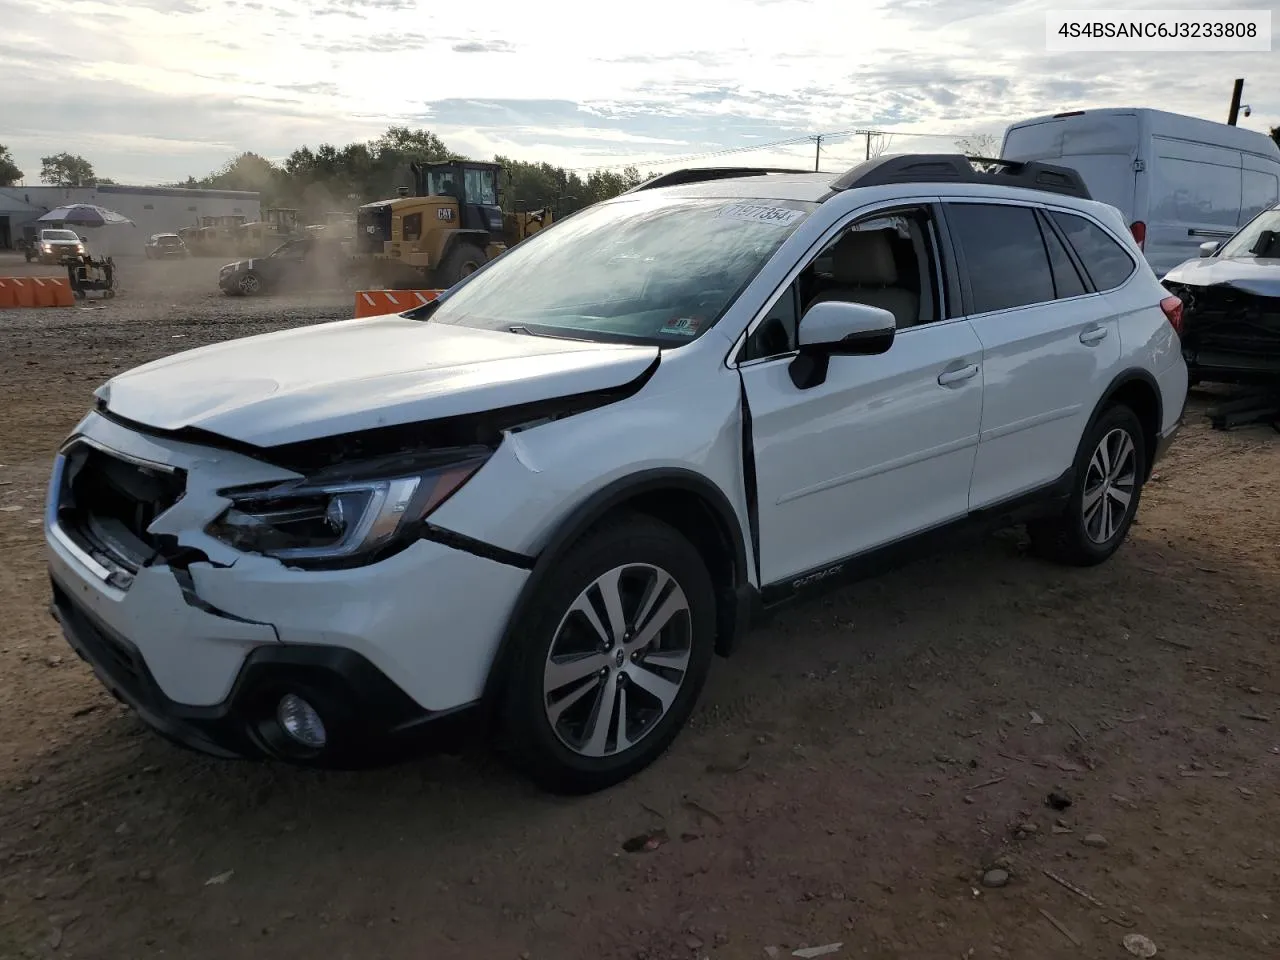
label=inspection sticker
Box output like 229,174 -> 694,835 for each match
718,203 -> 805,227
659,316 -> 701,336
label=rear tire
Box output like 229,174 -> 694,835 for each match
1029,404 -> 1146,567
499,514 -> 716,794
436,243 -> 486,289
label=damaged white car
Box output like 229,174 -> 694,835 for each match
47,156 -> 1187,793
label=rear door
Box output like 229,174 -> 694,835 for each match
944,199 -> 1122,509
1146,138 -> 1242,276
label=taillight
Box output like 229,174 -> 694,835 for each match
1130,221 -> 1146,250
1160,295 -> 1184,336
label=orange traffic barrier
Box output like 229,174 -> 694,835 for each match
30,277 -> 56,307
10,277 -> 34,308
354,289 -> 442,319
0,276 -> 77,308
46,277 -> 75,306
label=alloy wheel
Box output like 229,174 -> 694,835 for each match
542,563 -> 692,758
1082,426 -> 1137,544
238,274 -> 260,294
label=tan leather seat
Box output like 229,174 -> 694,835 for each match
807,229 -> 920,328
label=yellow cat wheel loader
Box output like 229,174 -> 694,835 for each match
350,161 -> 553,290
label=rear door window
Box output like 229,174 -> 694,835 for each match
1049,212 -> 1136,291
945,203 -> 1055,313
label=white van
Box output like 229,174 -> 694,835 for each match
1000,108 -> 1280,277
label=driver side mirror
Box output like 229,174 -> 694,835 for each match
1198,240 -> 1221,258
789,301 -> 896,389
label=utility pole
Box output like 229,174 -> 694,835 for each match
1227,78 -> 1244,125
852,129 -> 878,161
811,135 -> 823,172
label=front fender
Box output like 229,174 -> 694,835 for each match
427,356 -> 750,569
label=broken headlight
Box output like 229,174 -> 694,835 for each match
206,446 -> 490,564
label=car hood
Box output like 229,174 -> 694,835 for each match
220,259 -> 252,271
1163,256 -> 1280,297
97,315 -> 660,447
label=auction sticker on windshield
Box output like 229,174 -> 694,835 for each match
718,203 -> 806,227
659,317 -> 701,337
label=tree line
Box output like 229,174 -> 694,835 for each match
5,124 -> 1280,216
174,127 -> 652,218
0,128 -> 651,216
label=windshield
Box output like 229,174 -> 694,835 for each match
42,229 -> 79,241
464,168 -> 497,205
269,239 -> 305,258
1220,208 -> 1280,259
423,196 -> 814,345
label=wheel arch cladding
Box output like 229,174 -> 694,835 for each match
482,468 -> 751,709
1095,370 -> 1163,481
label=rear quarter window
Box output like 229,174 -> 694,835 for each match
1049,212 -> 1136,291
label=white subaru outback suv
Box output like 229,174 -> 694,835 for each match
46,155 -> 1188,793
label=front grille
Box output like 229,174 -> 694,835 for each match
51,581 -> 146,695
57,443 -> 186,571
1178,284 -> 1280,354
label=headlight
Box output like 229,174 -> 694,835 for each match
42,244 -> 52,251
205,446 -> 490,565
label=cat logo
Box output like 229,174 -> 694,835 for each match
436,208 -> 455,222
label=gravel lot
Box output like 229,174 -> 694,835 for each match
1,252 -> 1278,960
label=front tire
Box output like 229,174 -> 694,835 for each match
500,514 -> 716,794
1030,404 -> 1146,566
435,242 -> 486,289
235,271 -> 263,296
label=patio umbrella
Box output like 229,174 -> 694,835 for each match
36,204 -> 134,226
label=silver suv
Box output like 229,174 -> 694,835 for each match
47,155 -> 1188,793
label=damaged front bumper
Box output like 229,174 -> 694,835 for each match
44,412 -> 528,766
1170,281 -> 1280,384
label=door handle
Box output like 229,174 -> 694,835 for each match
937,363 -> 979,386
1079,325 -> 1109,345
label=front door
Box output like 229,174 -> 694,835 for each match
738,203 -> 985,587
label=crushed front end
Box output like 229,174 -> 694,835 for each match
1166,280 -> 1280,385
44,412 -> 528,767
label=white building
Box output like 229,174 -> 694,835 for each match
0,183 -> 261,257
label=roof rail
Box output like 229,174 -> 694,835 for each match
624,166 -> 814,195
828,154 -> 1092,201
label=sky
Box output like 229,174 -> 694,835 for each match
2,0 -> 1278,185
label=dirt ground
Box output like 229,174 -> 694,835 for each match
1,251 -> 1277,960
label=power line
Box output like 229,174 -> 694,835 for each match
566,127 -> 989,174
566,134 -> 814,173
567,126 -> 873,173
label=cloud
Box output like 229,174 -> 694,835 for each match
314,0 -> 414,14
1,0 -> 1277,184
451,39 -> 515,54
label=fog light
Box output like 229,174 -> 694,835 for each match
277,694 -> 326,749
